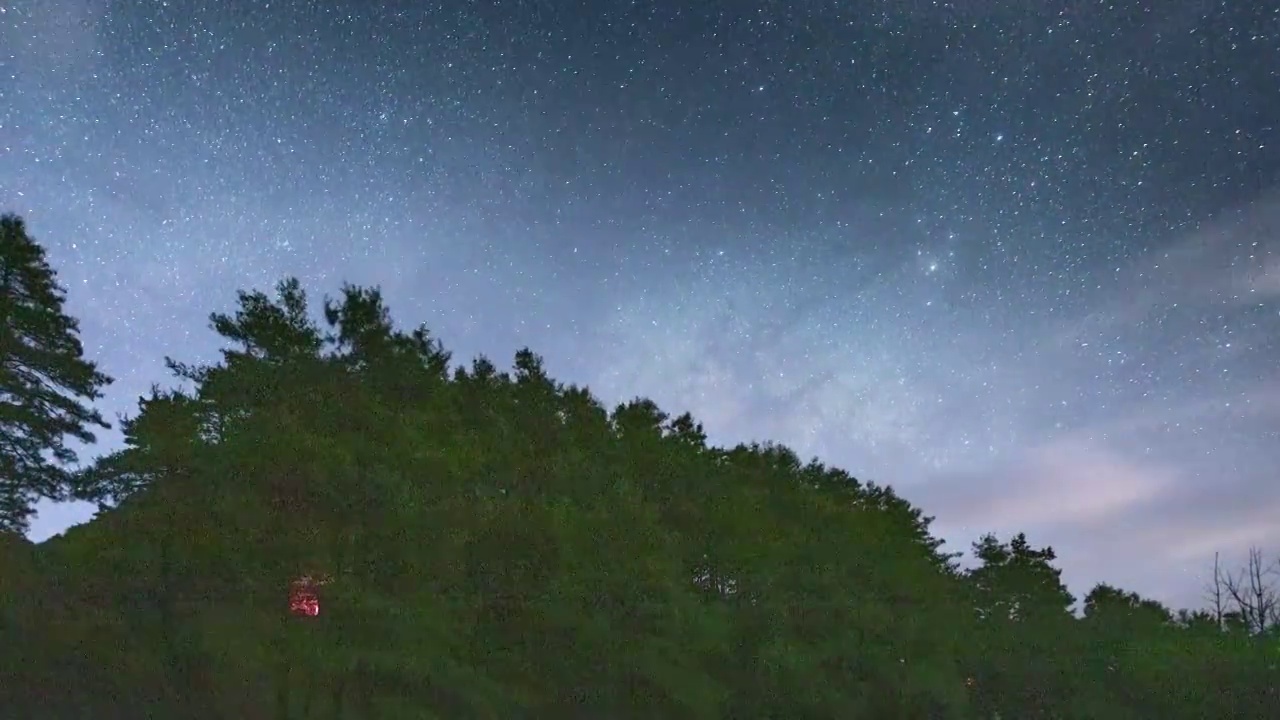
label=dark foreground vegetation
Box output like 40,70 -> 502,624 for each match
2,212 -> 1278,718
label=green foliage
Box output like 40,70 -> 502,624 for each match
2,219 -> 1276,717
0,214 -> 112,532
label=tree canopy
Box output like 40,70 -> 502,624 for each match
0,214 -> 112,533
2,216 -> 1277,718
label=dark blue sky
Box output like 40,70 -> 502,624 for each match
3,0 -> 1278,609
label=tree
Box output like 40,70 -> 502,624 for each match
967,532 -> 1074,622
1220,546 -> 1279,636
963,532 -> 1077,717
1205,551 -> 1228,630
1083,583 -> 1173,629
0,214 -> 112,533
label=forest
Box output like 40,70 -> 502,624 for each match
1,211 -> 1278,718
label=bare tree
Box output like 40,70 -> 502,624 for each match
1221,546 -> 1280,635
1204,551 -> 1227,629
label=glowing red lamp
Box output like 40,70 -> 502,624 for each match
288,574 -> 330,617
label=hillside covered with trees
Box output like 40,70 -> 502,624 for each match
2,212 -> 1278,718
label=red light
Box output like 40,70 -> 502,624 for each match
289,575 -> 329,617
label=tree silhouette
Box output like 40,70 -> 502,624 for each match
0,214 -> 112,533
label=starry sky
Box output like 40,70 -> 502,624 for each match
3,0 -> 1278,610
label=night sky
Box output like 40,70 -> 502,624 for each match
3,0 -> 1278,610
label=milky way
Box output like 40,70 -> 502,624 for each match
3,0 -> 1278,609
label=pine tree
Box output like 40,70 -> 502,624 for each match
0,214 -> 112,533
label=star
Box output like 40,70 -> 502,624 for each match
3,0 -> 1277,614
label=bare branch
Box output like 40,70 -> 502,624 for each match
1220,546 -> 1279,635
1204,551 -> 1227,629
